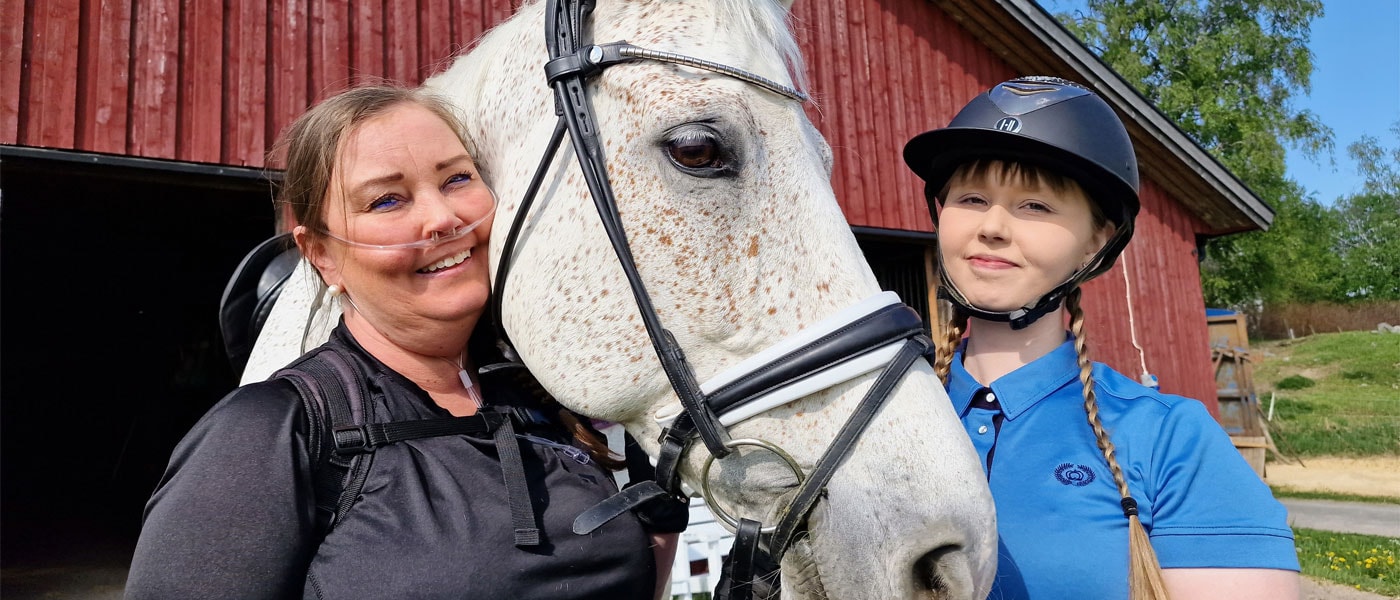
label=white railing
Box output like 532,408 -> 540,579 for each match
670,498 -> 732,600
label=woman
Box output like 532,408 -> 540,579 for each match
902,77 -> 1300,599
127,85 -> 679,599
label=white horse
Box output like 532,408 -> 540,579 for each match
246,0 -> 995,598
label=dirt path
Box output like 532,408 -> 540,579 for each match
1265,456 -> 1399,599
1303,577 -> 1399,600
1265,456 -> 1400,498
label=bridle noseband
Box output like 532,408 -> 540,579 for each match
492,1 -> 937,598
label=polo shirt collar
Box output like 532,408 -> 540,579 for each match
948,336 -> 1081,419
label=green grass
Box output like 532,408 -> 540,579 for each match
1294,527 -> 1400,597
1253,332 -> 1400,457
1272,486 -> 1400,505
1276,374 -> 1315,389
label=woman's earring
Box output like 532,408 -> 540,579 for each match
327,284 -> 342,298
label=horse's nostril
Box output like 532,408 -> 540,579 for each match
912,544 -> 965,597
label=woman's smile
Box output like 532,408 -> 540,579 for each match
417,247 -> 475,274
966,253 -> 1018,270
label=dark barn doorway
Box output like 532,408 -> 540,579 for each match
854,227 -> 934,330
1,147 -> 276,597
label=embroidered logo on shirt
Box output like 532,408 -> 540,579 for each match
1054,463 -> 1096,486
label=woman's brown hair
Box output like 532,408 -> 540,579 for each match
1065,288 -> 1169,599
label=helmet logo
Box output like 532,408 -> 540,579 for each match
994,117 -> 1022,133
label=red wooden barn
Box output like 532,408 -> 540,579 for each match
0,0 -> 1269,584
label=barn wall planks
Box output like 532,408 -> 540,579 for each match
1077,179 -> 1218,408
793,0 -> 1015,232
3,0 -> 520,167
4,0 -> 1222,409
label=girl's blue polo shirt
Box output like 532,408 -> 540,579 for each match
948,339 -> 1298,599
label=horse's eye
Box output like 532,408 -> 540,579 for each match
667,137 -> 720,169
663,125 -> 735,177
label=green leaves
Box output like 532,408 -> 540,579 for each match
1054,1 -> 1398,305
1200,186 -> 1346,305
1063,0 -> 1331,192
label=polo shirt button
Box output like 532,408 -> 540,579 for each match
977,425 -> 989,434
987,392 -> 997,403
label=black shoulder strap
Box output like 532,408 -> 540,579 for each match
274,347 -> 530,537
276,350 -> 371,534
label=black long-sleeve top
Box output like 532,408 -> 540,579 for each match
126,326 -> 655,599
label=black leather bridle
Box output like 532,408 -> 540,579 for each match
491,1 -> 938,598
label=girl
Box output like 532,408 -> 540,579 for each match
903,77 -> 1300,600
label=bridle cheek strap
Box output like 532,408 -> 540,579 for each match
543,0 -> 735,460
768,336 -> 933,560
716,517 -> 767,600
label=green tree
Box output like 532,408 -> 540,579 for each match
1334,125 -> 1400,299
1052,0 -> 1335,307
1348,122 -> 1400,196
1201,186 -> 1344,305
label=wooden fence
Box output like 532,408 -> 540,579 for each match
1254,301 -> 1400,340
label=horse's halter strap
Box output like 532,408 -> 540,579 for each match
492,0 -> 936,593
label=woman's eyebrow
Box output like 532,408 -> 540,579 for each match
436,154 -> 472,171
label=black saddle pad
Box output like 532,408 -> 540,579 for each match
219,232 -> 299,376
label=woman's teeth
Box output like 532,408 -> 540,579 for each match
419,249 -> 472,273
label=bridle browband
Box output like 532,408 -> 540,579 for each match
491,2 -> 937,598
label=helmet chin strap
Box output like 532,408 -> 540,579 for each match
937,273 -> 1071,331
936,225 -> 1131,330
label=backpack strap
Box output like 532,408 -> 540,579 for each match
275,350 -> 370,534
275,347 -> 548,544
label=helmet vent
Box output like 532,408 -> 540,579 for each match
990,76 -> 1091,115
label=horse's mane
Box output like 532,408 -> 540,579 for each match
431,0 -> 809,94
423,0 -> 809,171
712,0 -> 809,92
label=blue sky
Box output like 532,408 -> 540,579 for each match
1283,1 -> 1399,205
1036,0 -> 1400,206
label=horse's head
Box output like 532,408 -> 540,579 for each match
426,1 -> 996,597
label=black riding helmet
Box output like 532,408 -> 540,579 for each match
903,76 -> 1141,329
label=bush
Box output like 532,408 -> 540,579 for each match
1276,375 -> 1316,389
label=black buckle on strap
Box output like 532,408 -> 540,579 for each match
332,425 -> 372,454
508,406 -> 551,427
543,42 -> 635,83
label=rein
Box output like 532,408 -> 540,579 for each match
491,1 -> 937,597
